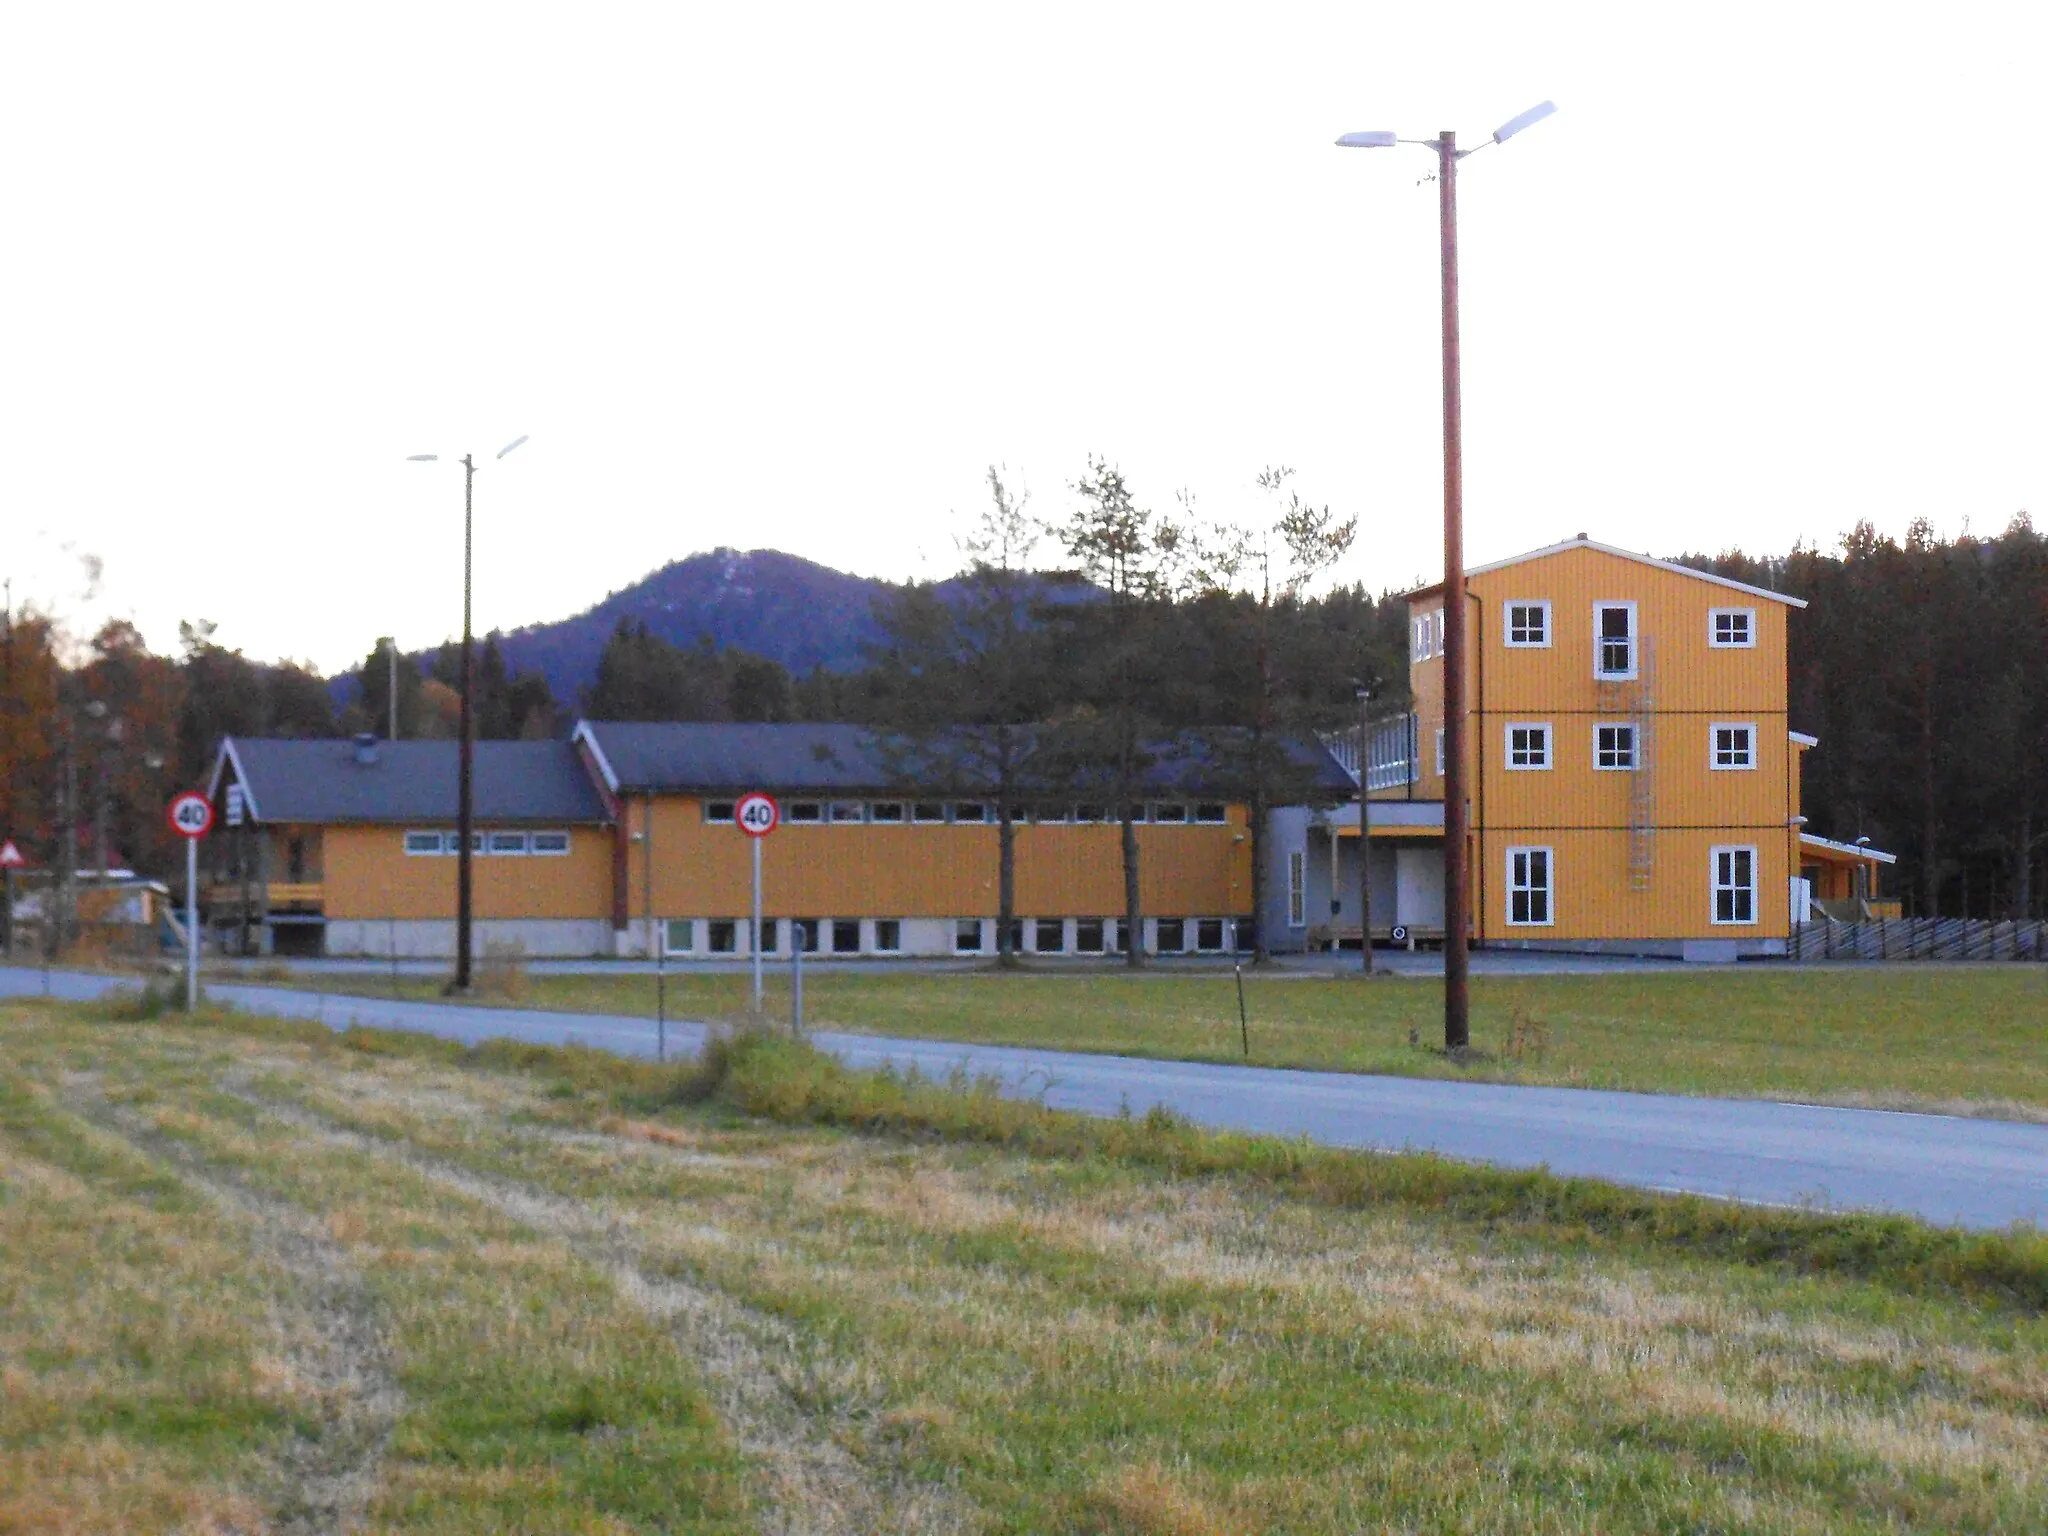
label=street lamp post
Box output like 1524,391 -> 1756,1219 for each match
410,435 -> 528,994
1337,101 -> 1554,1052
1356,686 -> 1376,976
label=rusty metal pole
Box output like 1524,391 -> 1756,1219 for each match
453,454 -> 476,993
1437,130 -> 1471,1052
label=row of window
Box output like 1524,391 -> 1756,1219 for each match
403,829 -> 572,856
661,916 -> 1240,955
1412,601 -> 1757,675
702,799 -> 1231,826
1502,721 -> 1757,772
1505,844 -> 1759,927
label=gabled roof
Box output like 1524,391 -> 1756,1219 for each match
1404,537 -> 1807,609
211,738 -> 611,825
574,721 -> 1355,798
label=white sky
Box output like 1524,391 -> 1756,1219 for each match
5,3 -> 2043,675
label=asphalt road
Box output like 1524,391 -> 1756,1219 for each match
7,965 -> 2045,1231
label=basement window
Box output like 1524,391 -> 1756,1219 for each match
1712,845 -> 1757,924
1507,846 -> 1553,926
1156,918 -> 1185,953
791,919 -> 820,953
1709,607 -> 1756,648
1074,919 -> 1105,953
1035,918 -> 1065,953
951,802 -> 991,824
1594,724 -> 1636,771
1195,918 -> 1226,953
1506,723 -> 1552,770
832,919 -> 860,953
664,919 -> 694,955
530,831 -> 571,855
872,919 -> 902,953
829,801 -> 865,823
704,801 -> 736,824
707,920 -> 737,954
404,830 -> 443,855
1712,723 -> 1756,770
1505,600 -> 1551,648
489,831 -> 528,855
869,802 -> 906,824
786,801 -> 823,825
954,918 -> 984,953
912,802 -> 947,824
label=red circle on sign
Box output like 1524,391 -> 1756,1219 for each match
167,791 -> 215,839
734,792 -> 779,838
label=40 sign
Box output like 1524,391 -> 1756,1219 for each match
167,792 -> 215,840
734,792 -> 779,838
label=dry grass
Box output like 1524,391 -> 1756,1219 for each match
6,999 -> 2048,1532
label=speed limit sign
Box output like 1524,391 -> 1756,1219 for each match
734,792 -> 779,838
167,791 -> 215,840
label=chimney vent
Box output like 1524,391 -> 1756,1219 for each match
353,732 -> 379,766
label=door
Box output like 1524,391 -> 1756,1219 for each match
1395,846 -> 1445,929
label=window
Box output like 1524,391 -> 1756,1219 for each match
1193,802 -> 1228,824
707,920 -> 738,954
1594,724 -> 1636,771
954,918 -> 983,953
1195,918 -> 1226,953
1709,607 -> 1755,648
404,830 -> 442,855
1594,602 -> 1637,679
787,801 -> 824,825
1413,615 -> 1432,661
1507,846 -> 1553,926
1035,918 -> 1065,953
488,831 -> 528,855
1712,845 -> 1757,924
1712,723 -> 1755,770
1506,723 -> 1552,770
1156,918 -> 1185,953
831,919 -> 860,954
1073,804 -> 1105,824
791,918 -> 820,953
1035,804 -> 1069,824
1152,803 -> 1187,824
530,831 -> 570,856
1004,918 -> 1024,953
1125,805 -> 1149,825
872,919 -> 902,953
1505,600 -> 1551,648
664,919 -> 694,955
1074,919 -> 1105,954
869,801 -> 905,824
704,801 -> 736,824
912,802 -> 947,824
1434,729 -> 1446,776
1287,850 -> 1306,927
829,801 -> 865,824
951,802 -> 990,824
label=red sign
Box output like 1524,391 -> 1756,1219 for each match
0,840 -> 25,869
167,792 -> 215,840
735,792 -> 779,838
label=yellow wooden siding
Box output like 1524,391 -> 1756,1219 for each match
1479,713 -> 1792,831
626,798 -> 1252,918
1476,826 -> 1794,941
323,825 -> 614,920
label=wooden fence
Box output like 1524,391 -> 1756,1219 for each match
1790,917 -> 2048,962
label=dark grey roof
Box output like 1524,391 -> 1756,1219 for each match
216,738 -> 611,825
576,721 -> 1355,799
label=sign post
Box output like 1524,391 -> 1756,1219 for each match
0,840 -> 25,958
167,792 -> 214,1011
734,793 -> 779,1013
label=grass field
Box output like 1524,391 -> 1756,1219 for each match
290,961 -> 2048,1120
5,997 -> 2047,1533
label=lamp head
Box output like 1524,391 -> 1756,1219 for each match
497,435 -> 529,460
1492,101 -> 1557,144
1335,131 -> 1398,149
407,454 -> 438,462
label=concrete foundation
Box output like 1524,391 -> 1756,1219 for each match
324,919 -> 615,959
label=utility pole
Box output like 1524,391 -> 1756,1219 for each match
454,454 -> 476,993
1357,686 -> 1376,976
1436,129 -> 1471,1052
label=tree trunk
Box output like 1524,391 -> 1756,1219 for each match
997,797 -> 1018,969
1120,802 -> 1142,967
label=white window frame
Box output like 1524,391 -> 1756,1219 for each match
530,830 -> 571,856
404,830 -> 443,856
1505,721 -> 1552,771
704,800 -> 736,824
1593,724 -> 1636,772
953,918 -> 984,953
1711,844 -> 1759,926
663,918 -> 695,955
488,831 -> 529,856
1151,802 -> 1188,824
1708,606 -> 1756,649
786,800 -> 824,825
1505,845 -> 1554,927
951,802 -> 990,824
1287,849 -> 1307,927
1193,802 -> 1228,825
871,919 -> 903,953
1503,599 -> 1551,649
1593,600 -> 1638,681
1710,722 -> 1756,771
828,800 -> 865,824
868,801 -> 906,824
1434,728 -> 1446,776
911,801 -> 947,824
1413,615 -> 1431,661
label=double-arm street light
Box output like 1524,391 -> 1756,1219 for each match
408,434 -> 529,993
1337,100 -> 1555,1052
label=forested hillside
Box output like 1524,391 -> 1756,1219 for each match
2,516 -> 2041,920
